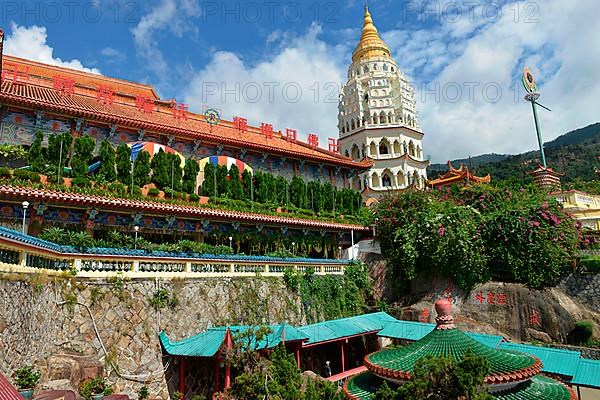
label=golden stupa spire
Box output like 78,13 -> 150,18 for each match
352,2 -> 391,62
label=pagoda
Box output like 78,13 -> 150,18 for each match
428,161 -> 491,189
343,299 -> 576,399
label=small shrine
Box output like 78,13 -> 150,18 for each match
427,162 -> 491,189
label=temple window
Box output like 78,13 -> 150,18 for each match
379,142 -> 389,155
383,64 -> 388,71
382,174 -> 392,187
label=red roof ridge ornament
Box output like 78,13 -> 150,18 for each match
434,299 -> 455,330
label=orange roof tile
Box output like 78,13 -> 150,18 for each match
1,56 -> 372,170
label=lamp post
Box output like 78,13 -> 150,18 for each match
21,201 -> 29,234
338,245 -> 342,260
0,28 -> 5,85
291,241 -> 296,256
134,225 -> 139,250
229,236 -> 233,250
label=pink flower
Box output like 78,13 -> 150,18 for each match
438,225 -> 445,236
529,220 -> 541,227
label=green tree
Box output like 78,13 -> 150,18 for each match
98,140 -> 117,182
71,135 -> 95,178
166,153 -> 183,192
28,131 -> 45,172
201,163 -> 216,197
322,182 -> 334,212
216,164 -> 230,197
275,176 -> 289,205
47,131 -> 72,170
229,164 -> 244,200
290,176 -> 307,209
133,150 -> 151,187
115,142 -> 131,184
150,149 -> 169,189
241,169 -> 253,201
182,158 -> 200,194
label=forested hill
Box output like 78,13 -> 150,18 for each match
428,122 -> 600,183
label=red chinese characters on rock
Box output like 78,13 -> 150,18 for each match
234,116 -> 248,133
96,85 -> 114,105
135,95 -> 154,114
285,128 -> 297,142
52,75 -> 75,96
2,63 -> 30,85
473,291 -> 507,305
260,123 -> 274,139
529,308 -> 541,327
307,133 -> 319,148
328,138 -> 340,153
173,103 -> 188,120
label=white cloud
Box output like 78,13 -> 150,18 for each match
100,47 -> 126,64
131,0 -> 200,80
381,0 -> 600,162
5,23 -> 100,74
183,23 -> 350,146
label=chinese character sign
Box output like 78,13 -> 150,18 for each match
260,123 -> 274,139
2,63 -> 30,85
473,291 -> 507,305
97,85 -> 114,105
328,138 -> 340,153
135,95 -> 154,114
307,133 -> 319,148
419,308 -> 430,323
234,116 -> 248,132
52,75 -> 75,96
529,308 -> 541,327
285,128 -> 297,142
173,103 -> 188,120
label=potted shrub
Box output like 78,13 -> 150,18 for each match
138,385 -> 150,400
80,377 -> 113,400
13,366 -> 40,400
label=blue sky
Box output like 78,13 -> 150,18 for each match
3,0 -> 599,163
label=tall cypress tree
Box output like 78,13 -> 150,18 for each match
150,149 -> 169,189
98,139 -> 117,182
47,131 -> 72,170
115,142 -> 131,184
182,158 -> 200,194
201,163 -> 216,197
166,153 -> 183,191
71,135 -> 95,178
133,150 -> 151,187
241,169 -> 253,201
216,164 -> 230,197
229,164 -> 244,200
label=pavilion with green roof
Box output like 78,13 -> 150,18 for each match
343,300 -> 577,400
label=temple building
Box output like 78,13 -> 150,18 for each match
0,31 -> 372,253
338,5 -> 428,199
427,161 -> 491,189
343,299 -> 577,399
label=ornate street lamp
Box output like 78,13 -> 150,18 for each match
21,201 -> 29,234
134,225 -> 140,250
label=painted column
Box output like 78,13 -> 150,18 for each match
214,358 -> 220,394
295,344 -> 301,369
340,341 -> 346,372
179,357 -> 186,395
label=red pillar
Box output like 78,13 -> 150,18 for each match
295,344 -> 301,369
340,341 -> 346,373
225,363 -> 231,389
179,357 -> 186,396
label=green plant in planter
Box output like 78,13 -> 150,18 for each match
79,377 -> 113,400
13,366 -> 40,400
148,187 -> 160,197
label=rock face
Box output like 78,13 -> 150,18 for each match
396,281 -> 600,343
559,273 -> 600,313
0,274 -> 304,399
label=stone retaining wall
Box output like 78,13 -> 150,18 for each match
559,273 -> 600,313
0,273 -> 304,399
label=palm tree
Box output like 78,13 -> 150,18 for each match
39,227 -> 67,244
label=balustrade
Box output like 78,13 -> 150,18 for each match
26,254 -> 72,270
81,260 -> 132,272
139,262 -> 185,273
190,263 -> 231,273
0,248 -> 19,265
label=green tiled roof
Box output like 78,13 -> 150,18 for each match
344,372 -> 574,400
571,358 -> 600,388
378,320 -> 503,347
367,328 -> 537,377
498,342 -> 581,377
298,312 -> 397,345
160,323 -> 309,357
159,330 -> 226,357
493,375 -> 574,400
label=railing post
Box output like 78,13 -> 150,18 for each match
132,260 -> 139,272
185,262 -> 191,273
265,264 -> 269,273
20,251 -> 27,267
229,263 -> 235,273
74,258 -> 82,272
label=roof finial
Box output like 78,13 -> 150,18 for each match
434,299 -> 456,330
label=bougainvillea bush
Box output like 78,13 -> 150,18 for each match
376,185 -> 581,291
